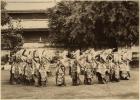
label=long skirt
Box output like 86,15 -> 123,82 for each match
71,72 -> 81,86
41,80 -> 48,87
96,72 -> 110,84
13,73 -> 21,84
110,70 -> 120,82
84,73 -> 92,85
10,73 -> 16,84
40,77 -> 48,87
33,76 -> 40,86
25,76 -> 34,85
56,74 -> 65,86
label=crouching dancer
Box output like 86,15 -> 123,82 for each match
119,60 -> 130,80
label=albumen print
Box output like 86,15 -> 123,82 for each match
1,0 -> 139,99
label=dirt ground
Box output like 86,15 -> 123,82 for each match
1,68 -> 139,99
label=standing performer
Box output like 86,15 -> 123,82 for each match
14,57 -> 21,84
56,60 -> 66,86
96,57 -> 108,84
10,55 -> 20,84
18,56 -> 27,85
9,55 -> 16,84
39,56 -> 48,87
70,60 -> 81,86
39,65 -> 48,87
24,58 -> 34,85
109,52 -> 120,82
119,51 -> 131,80
110,61 -> 120,82
84,59 -> 93,85
32,59 -> 41,87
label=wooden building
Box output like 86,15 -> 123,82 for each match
2,0 -> 58,48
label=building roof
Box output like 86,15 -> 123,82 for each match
5,0 -> 60,3
2,19 -> 49,30
5,0 -> 60,11
6,10 -> 46,14
2,0 -> 61,30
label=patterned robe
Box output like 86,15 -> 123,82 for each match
32,60 -> 41,86
56,63 -> 66,86
71,61 -> 81,86
110,63 -> 120,81
119,62 -> 130,80
84,62 -> 93,85
39,67 -> 47,82
24,63 -> 33,82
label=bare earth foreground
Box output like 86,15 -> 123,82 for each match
1,68 -> 139,99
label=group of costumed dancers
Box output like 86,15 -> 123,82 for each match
9,48 -> 131,87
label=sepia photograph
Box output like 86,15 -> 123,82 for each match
1,0 -> 139,99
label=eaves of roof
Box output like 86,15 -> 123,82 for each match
2,28 -> 49,32
6,10 -> 47,14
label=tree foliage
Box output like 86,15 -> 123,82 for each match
47,1 -> 139,48
1,0 -> 10,26
1,1 -> 24,52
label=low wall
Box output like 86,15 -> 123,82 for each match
23,43 -> 47,48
